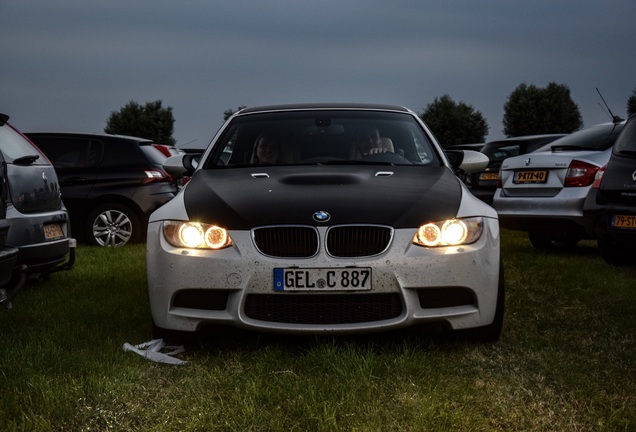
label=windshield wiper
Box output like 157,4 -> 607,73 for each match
13,154 -> 40,165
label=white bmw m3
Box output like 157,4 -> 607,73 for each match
146,104 -> 503,342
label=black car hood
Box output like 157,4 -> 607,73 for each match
183,165 -> 462,229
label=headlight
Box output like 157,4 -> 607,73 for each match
413,217 -> 483,247
163,221 -> 233,250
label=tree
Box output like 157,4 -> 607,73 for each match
105,100 -> 176,145
419,95 -> 489,147
224,106 -> 246,121
627,88 -> 636,117
502,82 -> 582,137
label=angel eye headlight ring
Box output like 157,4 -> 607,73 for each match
413,217 -> 483,248
163,221 -> 233,250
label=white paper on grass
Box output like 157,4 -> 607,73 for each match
122,339 -> 187,365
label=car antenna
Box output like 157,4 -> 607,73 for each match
596,87 -> 624,124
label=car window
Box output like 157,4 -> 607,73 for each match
0,125 -> 49,165
535,123 -> 624,152
204,111 -> 441,168
612,117 -> 636,156
140,144 -> 170,164
31,137 -> 103,168
482,144 -> 520,161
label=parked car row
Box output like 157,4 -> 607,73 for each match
486,117 -> 633,265
25,132 -> 179,247
466,134 -> 566,204
0,113 -> 190,307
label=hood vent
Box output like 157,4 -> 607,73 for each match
251,173 -> 269,179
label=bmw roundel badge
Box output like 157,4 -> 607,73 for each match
313,211 -> 331,222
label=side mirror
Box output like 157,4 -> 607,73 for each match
163,153 -> 200,177
445,150 -> 489,173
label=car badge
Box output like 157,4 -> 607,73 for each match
633,171 -> 636,182
313,211 -> 331,222
524,158 -> 531,166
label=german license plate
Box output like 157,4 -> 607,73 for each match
513,170 -> 548,184
274,268 -> 372,291
611,214 -> 636,229
44,223 -> 64,240
479,172 -> 498,181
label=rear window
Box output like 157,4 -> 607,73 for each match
0,124 -> 49,164
140,144 -> 170,164
613,117 -> 636,156
481,143 -> 522,161
535,123 -> 624,153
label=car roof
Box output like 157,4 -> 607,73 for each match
237,103 -> 412,115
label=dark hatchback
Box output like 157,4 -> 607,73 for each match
0,115 -> 73,277
584,114 -> 636,265
467,134 -> 566,203
25,132 -> 178,247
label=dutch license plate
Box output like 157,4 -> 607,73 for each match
513,170 -> 548,184
611,214 -> 636,229
274,268 -> 372,291
479,172 -> 498,181
44,223 -> 64,240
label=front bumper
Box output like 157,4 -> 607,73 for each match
147,219 -> 501,334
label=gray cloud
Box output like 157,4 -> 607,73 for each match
2,0 -> 635,147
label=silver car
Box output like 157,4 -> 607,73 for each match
493,120 -> 625,249
146,104 -> 503,342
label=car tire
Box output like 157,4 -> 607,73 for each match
454,260 -> 505,342
86,202 -> 142,247
598,238 -> 632,266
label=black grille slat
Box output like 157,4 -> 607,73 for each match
326,226 -> 392,257
253,225 -> 392,258
244,293 -> 402,324
253,227 -> 319,257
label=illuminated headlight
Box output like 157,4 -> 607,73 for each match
163,221 -> 233,250
413,217 -> 483,247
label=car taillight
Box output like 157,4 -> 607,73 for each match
496,167 -> 502,188
564,160 -> 599,187
143,169 -> 173,183
590,165 -> 606,189
153,144 -> 174,158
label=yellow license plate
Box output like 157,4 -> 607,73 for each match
513,170 -> 548,184
612,215 -> 636,229
44,223 -> 64,240
479,172 -> 498,181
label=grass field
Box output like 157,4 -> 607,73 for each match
0,230 -> 634,431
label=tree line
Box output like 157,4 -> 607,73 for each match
105,83 -> 636,148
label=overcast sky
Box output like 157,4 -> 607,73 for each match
2,0 -> 635,148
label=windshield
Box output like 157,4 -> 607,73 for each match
202,110 -> 441,168
534,123 -> 624,153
